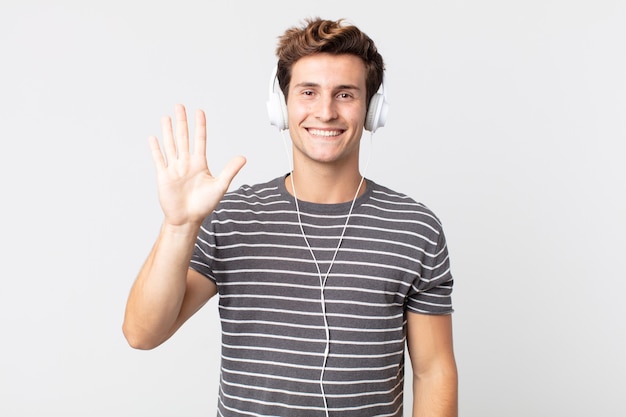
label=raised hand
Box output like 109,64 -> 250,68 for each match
149,104 -> 246,227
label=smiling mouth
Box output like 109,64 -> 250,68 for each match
307,128 -> 344,137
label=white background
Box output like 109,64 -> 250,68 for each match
1,1 -> 625,416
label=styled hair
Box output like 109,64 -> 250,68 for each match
275,17 -> 385,105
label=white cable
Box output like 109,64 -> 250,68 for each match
280,130 -> 374,417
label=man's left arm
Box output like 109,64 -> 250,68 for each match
406,312 -> 458,417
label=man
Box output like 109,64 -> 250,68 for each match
123,17 -> 457,417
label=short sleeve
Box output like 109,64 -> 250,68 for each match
405,225 -> 454,315
189,215 -> 217,283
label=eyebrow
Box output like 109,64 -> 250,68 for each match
293,81 -> 362,92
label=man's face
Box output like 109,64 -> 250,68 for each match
286,53 -> 368,168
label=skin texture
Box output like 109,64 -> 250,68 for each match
122,106 -> 241,349
407,313 -> 458,417
284,53 -> 368,204
123,52 -> 458,416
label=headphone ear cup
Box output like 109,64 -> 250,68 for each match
266,66 -> 289,131
365,93 -> 388,132
267,91 -> 288,130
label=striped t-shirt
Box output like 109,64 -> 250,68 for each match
190,175 -> 454,417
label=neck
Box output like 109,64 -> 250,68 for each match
286,164 -> 366,204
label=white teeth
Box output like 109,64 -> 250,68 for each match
308,129 -> 341,137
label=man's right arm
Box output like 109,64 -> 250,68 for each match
122,222 -> 217,350
122,104 -> 245,349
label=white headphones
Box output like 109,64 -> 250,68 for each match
266,65 -> 388,132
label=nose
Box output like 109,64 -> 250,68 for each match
315,94 -> 338,122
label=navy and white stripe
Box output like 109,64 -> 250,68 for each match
191,175 -> 454,417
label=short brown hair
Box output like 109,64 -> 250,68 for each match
275,17 -> 385,105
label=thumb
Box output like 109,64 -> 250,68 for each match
217,155 -> 247,188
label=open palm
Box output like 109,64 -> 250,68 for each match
149,104 -> 246,226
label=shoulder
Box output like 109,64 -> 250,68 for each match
210,176 -> 293,221
219,176 -> 287,205
365,180 -> 444,230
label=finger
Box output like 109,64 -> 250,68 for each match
148,135 -> 166,171
193,109 -> 207,158
217,156 -> 247,188
174,104 -> 190,157
161,115 -> 176,164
